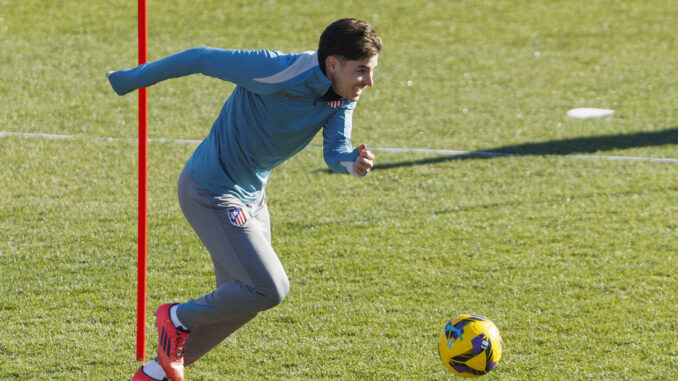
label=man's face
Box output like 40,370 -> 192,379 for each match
326,54 -> 379,101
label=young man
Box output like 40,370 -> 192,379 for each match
107,18 -> 382,381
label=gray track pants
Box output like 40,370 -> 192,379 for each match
174,168 -> 290,366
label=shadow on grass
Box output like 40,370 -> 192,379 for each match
373,126 -> 678,170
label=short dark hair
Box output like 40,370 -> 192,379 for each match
318,18 -> 382,63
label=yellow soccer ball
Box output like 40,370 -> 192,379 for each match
438,314 -> 503,378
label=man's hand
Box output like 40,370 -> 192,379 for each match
353,144 -> 375,177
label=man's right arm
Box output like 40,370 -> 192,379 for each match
107,47 -> 209,95
107,47 -> 288,96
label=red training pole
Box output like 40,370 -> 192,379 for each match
136,0 -> 148,362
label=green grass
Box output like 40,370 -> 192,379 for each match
1,0 -> 677,380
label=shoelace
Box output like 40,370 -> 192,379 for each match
174,330 -> 190,359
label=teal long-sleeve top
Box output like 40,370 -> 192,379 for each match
108,47 -> 360,204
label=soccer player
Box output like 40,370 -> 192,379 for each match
107,18 -> 382,381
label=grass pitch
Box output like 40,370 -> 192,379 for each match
1,1 -> 677,380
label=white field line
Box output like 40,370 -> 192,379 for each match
1,131 -> 677,164
0,131 -> 203,145
373,146 -> 678,163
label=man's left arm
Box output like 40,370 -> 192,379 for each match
322,104 -> 374,177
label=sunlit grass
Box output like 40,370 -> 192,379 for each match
1,1 -> 677,380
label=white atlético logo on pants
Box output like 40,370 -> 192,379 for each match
227,208 -> 247,227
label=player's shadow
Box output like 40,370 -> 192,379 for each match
373,126 -> 678,170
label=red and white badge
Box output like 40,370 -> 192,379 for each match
227,208 -> 248,227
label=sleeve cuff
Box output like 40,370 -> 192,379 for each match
340,161 -> 367,177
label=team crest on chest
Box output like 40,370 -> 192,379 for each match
227,208 -> 247,227
328,100 -> 342,109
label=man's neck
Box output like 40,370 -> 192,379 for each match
323,87 -> 342,101
317,52 -> 342,101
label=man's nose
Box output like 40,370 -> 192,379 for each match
363,73 -> 373,87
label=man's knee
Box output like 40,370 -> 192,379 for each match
258,273 -> 289,309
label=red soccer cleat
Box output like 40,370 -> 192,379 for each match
131,365 -> 168,381
155,304 -> 191,381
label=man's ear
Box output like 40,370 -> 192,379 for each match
325,55 -> 339,74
